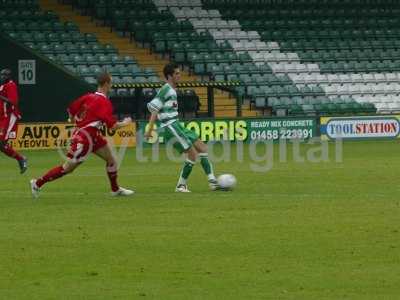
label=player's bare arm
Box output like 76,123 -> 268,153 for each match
67,113 -> 75,124
112,117 -> 133,130
144,112 -> 157,139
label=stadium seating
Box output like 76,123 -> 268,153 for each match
199,0 -> 400,114
0,0 -> 159,87
85,1 -> 373,114
9,0 -> 400,116
0,0 -> 205,117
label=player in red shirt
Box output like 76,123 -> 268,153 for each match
0,68 -> 28,173
30,72 -> 134,198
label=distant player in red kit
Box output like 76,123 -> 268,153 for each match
30,72 -> 134,198
0,68 -> 28,173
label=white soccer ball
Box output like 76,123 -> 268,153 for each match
217,174 -> 237,190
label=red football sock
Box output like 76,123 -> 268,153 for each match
106,163 -> 119,192
1,144 -> 24,161
36,165 -> 66,188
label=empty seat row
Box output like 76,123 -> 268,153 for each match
0,10 -> 58,21
210,29 -> 260,41
170,7 -> 221,20
188,52 -> 252,64
154,0 -> 202,8
298,49 -> 400,62
203,0 -> 387,9
229,40 -> 280,52
191,19 -> 241,31
0,21 -> 79,32
253,96 -> 376,115
279,40 -> 400,51
290,73 -> 400,84
319,60 -> 400,73
8,31 -> 97,43
55,54 -> 138,67
260,29 -> 400,40
217,8 -> 400,19
82,74 -> 159,84
323,83 -> 400,95
81,0 -> 155,10
25,41 -> 118,55
65,64 -> 143,75
240,18 -> 400,30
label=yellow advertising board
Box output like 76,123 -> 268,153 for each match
8,123 -> 136,150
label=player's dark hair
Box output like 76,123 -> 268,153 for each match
97,71 -> 111,86
163,63 -> 179,80
0,68 -> 12,84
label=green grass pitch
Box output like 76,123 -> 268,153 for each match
0,141 -> 399,299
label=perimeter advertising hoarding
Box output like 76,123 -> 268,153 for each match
8,123 -> 136,150
138,117 -> 317,144
320,116 -> 400,140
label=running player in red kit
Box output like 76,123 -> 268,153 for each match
30,72 -> 134,198
0,68 -> 28,173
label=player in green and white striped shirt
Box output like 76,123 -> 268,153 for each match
145,63 -> 219,192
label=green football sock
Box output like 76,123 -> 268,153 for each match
199,153 -> 216,181
177,159 -> 195,185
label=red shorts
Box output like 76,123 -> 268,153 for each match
67,127 -> 107,162
0,114 -> 18,142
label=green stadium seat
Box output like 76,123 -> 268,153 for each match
106,65 -> 119,76
71,32 -> 84,43
122,55 -> 136,65
65,21 -> 79,32
104,44 -> 117,54
76,65 -> 90,76
126,64 -> 142,76
52,21 -> 65,32
46,32 -> 59,43
84,54 -> 97,65
47,45 -> 62,57
89,65 -> 102,76
38,44 -> 51,54
58,54 -> 73,65
289,104 -> 303,115
84,33 -> 97,43
78,43 -> 92,54
64,65 -> 76,73
115,65 -> 131,77
97,54 -> 111,65
302,104 -> 316,115
72,54 -> 85,66
84,76 -> 97,85
110,55 -> 124,66
33,32 -> 46,43
17,32 -> 30,42
90,44 -> 105,54
39,21 -> 53,32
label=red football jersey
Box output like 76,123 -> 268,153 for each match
0,80 -> 20,119
67,91 -> 117,129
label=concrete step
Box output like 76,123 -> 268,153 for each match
241,110 -> 258,117
215,110 -> 237,117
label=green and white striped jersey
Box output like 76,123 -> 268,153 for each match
147,83 -> 179,127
